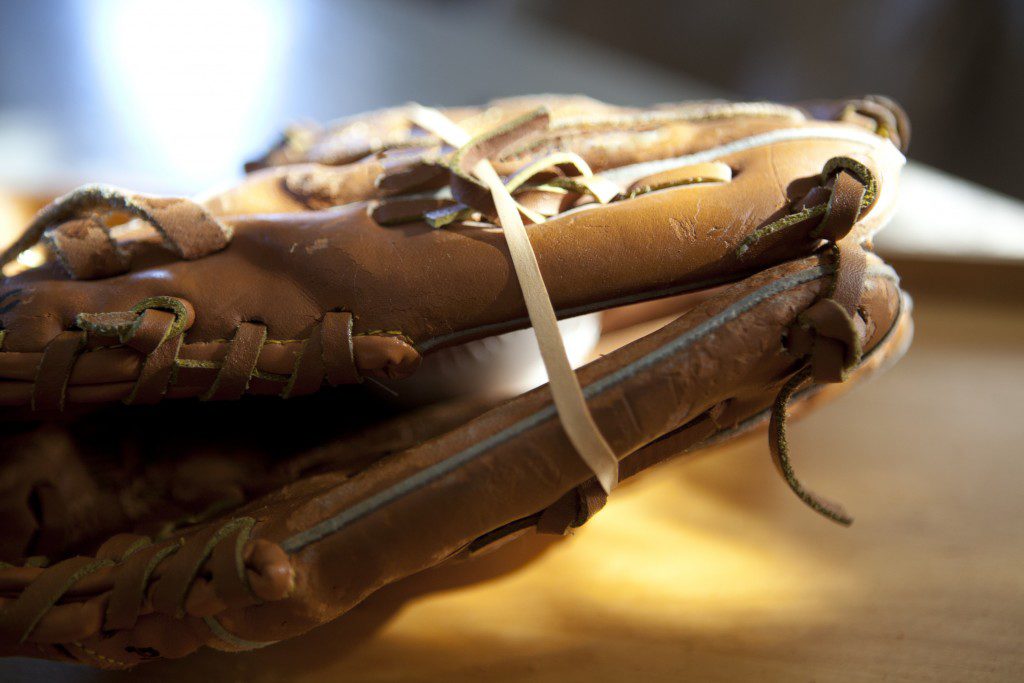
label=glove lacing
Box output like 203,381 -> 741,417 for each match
740,161 -> 877,525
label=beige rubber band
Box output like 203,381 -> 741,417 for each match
409,104 -> 619,492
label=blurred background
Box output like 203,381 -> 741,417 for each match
1,0 -> 1023,262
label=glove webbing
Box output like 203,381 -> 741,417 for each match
0,185 -> 232,279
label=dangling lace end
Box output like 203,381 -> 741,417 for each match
768,366 -> 854,526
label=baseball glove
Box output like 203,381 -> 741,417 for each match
0,95 -> 912,668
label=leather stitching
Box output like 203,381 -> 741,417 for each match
0,516 -> 292,648
12,303 -> 415,409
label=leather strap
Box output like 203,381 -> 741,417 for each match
124,309 -> 176,355
321,311 -> 360,386
209,523 -> 257,609
536,479 -> 608,535
283,312 -> 363,396
95,534 -> 151,562
1,184 -> 231,273
31,331 -> 86,411
282,322 -> 328,398
105,541 -> 178,630
829,240 -> 868,315
203,322 -> 267,401
748,163 -> 875,525
42,216 -> 130,280
124,309 -> 181,405
150,518 -> 255,619
447,108 -> 551,217
768,366 -> 853,524
815,171 -> 866,242
0,556 -> 112,643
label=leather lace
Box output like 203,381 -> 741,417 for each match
739,161 -> 876,525
0,185 -> 232,279
29,300 -> 377,409
0,518 -> 293,647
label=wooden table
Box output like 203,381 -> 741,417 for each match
1,261 -> 1021,682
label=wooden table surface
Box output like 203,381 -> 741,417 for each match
1,262 -> 1021,682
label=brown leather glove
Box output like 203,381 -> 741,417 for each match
0,95 -> 912,668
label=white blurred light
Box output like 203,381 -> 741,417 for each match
16,248 -> 44,269
84,0 -> 293,191
880,161 -> 1024,262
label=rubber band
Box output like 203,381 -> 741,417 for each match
410,104 -> 620,492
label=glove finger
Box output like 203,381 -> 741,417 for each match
0,98 -> 904,410
213,251 -> 908,649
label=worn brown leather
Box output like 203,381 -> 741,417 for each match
0,250 -> 911,667
0,95 -> 912,668
0,95 -> 906,407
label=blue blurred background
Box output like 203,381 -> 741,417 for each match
0,0 -> 710,194
1,0 -> 1021,198
1,0 -> 1023,264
